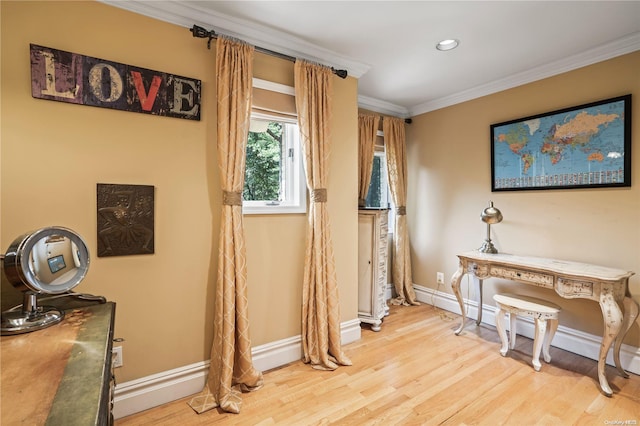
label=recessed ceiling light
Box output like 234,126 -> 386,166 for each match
436,39 -> 459,51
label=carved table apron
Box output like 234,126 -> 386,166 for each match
450,251 -> 638,397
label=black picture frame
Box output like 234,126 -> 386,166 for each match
47,255 -> 66,274
490,94 -> 631,192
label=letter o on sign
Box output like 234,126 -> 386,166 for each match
88,63 -> 123,102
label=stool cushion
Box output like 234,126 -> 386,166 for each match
493,293 -> 561,314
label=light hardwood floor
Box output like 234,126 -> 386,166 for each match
116,303 -> 640,425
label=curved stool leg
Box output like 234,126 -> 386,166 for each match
495,306 -> 509,356
532,318 -> 547,372
543,318 -> 558,363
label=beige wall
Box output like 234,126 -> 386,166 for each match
0,0 -> 358,383
407,51 -> 640,345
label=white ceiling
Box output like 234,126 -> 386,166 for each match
102,1 -> 640,118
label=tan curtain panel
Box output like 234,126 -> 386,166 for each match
384,116 -> 419,306
294,60 -> 352,371
358,114 -> 380,207
188,36 -> 263,415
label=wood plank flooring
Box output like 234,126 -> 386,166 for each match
115,304 -> 640,425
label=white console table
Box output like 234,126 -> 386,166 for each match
450,250 -> 638,397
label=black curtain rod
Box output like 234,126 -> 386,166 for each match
381,116 -> 412,124
190,25 -> 348,79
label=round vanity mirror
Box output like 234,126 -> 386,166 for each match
1,226 -> 90,335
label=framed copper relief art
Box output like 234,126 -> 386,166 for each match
97,184 -> 155,257
491,94 -> 631,192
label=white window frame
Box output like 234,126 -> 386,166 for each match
371,150 -> 390,208
243,80 -> 306,215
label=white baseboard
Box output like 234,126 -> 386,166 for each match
412,284 -> 640,376
113,318 -> 362,419
112,360 -> 209,420
114,286 -> 640,420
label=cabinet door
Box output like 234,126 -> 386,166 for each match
358,214 -> 374,315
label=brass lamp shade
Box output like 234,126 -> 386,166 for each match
481,202 -> 503,224
478,201 -> 503,253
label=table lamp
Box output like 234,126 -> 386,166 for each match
478,201 -> 503,254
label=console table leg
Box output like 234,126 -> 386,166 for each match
598,286 -> 623,397
451,266 -> 466,335
614,296 -> 639,378
476,279 -> 484,326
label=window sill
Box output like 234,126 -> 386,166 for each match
243,204 -> 307,215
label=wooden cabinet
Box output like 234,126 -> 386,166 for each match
358,209 -> 389,331
1,301 -> 116,425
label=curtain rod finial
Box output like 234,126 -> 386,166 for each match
405,118 -> 412,124
190,25 -> 208,38
190,25 -> 216,49
331,68 -> 348,79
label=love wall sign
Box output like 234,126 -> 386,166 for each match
30,44 -> 201,120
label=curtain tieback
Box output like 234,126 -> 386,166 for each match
311,188 -> 327,203
358,198 -> 366,207
223,190 -> 243,206
396,206 -> 407,215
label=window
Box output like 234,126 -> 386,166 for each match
365,152 -> 390,209
243,79 -> 305,215
364,136 -> 395,232
243,114 -> 305,214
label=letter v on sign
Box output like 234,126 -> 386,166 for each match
130,71 -> 162,111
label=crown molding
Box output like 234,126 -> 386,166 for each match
99,0 -> 370,78
357,95 -> 410,119
99,1 -> 639,119
409,31 -> 640,116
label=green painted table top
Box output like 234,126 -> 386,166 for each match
1,301 -> 115,425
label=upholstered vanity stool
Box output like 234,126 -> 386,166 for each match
493,293 -> 561,371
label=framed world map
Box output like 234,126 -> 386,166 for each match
490,94 -> 631,191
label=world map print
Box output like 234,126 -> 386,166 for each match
491,96 -> 630,191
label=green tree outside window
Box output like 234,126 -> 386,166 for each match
244,122 -> 283,201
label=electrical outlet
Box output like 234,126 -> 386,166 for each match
112,346 -> 123,368
436,272 -> 444,285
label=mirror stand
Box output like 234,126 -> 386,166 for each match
1,226 -> 98,336
1,291 -> 65,335
1,292 -> 107,335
